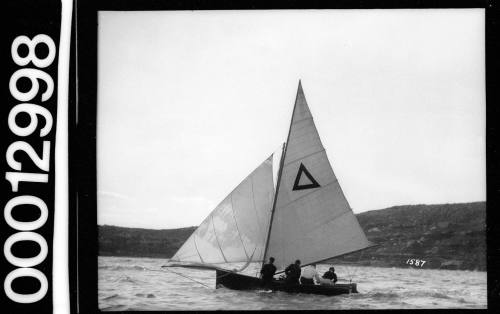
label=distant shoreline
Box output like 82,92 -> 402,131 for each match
97,254 -> 486,272
98,202 -> 486,272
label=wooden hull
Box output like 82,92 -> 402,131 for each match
215,270 -> 357,296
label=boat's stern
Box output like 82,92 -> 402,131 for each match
350,283 -> 358,293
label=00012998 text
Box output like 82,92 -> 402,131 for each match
4,34 -> 56,304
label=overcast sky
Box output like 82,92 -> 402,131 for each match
97,9 -> 485,229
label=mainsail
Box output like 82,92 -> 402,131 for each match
171,152 -> 278,264
263,81 -> 373,271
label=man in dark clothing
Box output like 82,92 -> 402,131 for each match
260,257 -> 277,289
284,259 -> 301,284
322,266 -> 338,284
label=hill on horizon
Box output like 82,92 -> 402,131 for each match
98,201 -> 486,271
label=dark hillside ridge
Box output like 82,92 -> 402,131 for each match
99,202 -> 485,271
99,226 -> 196,258
326,202 -> 485,270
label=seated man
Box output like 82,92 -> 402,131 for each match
284,260 -> 301,284
300,264 -> 320,285
319,266 -> 338,285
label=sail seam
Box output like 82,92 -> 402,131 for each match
229,194 -> 250,260
276,179 -> 337,210
210,214 -> 228,263
292,117 -> 313,125
288,128 -> 320,143
304,210 -> 353,236
284,148 -> 325,166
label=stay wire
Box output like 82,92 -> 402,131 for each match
349,249 -> 365,282
154,267 -> 212,289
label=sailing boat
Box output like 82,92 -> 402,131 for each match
166,81 -> 375,296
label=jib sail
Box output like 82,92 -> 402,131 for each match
171,151 -> 279,264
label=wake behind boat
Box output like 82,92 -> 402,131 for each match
164,81 -> 375,295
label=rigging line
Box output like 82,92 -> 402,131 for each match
276,180 -> 337,210
346,264 -> 353,282
350,248 -> 366,281
158,267 -> 212,289
215,252 -> 257,280
284,148 -> 326,167
192,234 -> 205,264
249,175 -> 263,242
233,248 -> 256,272
210,214 -> 228,263
229,194 -> 250,260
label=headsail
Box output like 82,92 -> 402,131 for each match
171,152 -> 278,264
264,81 -> 373,271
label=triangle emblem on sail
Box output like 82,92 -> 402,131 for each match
292,163 -> 320,191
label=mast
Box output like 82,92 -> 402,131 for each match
261,80 -> 303,267
261,142 -> 285,268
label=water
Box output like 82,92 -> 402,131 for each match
98,256 -> 487,311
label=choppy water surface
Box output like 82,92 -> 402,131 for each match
99,256 -> 486,311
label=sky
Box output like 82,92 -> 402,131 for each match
97,9 -> 485,229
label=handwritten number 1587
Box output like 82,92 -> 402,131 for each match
406,259 -> 426,267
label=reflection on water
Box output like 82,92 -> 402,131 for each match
98,256 -> 487,311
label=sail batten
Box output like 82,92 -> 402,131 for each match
284,149 -> 326,167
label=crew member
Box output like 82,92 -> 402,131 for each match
260,257 -> 277,289
300,264 -> 320,285
321,266 -> 338,285
284,260 -> 301,284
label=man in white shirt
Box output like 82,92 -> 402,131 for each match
300,264 -> 320,285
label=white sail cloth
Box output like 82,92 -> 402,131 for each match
171,154 -> 276,264
172,82 -> 372,274
263,82 -> 372,272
